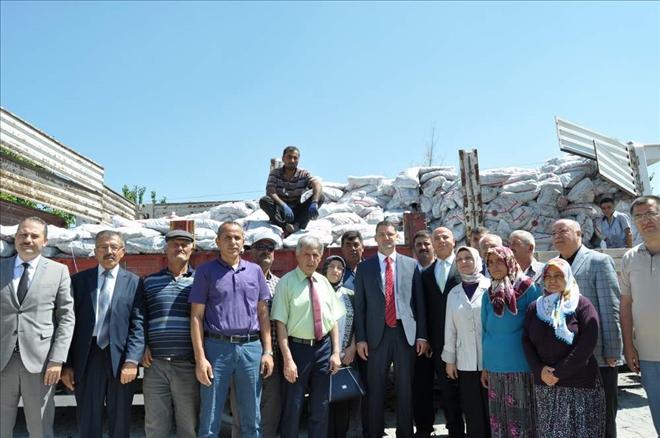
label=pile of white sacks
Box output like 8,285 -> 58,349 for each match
0,155 -> 636,258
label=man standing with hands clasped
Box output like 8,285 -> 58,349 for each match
1,217 -> 75,438
270,235 -> 345,438
354,220 -> 429,438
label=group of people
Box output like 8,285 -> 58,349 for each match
0,145 -> 657,438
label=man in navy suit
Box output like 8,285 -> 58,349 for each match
354,220 -> 428,438
61,230 -> 144,437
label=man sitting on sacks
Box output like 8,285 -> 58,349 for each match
259,146 -> 325,237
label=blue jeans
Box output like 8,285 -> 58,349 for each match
198,338 -> 262,438
640,360 -> 660,434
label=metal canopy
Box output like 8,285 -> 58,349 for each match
593,140 -> 638,196
555,117 -> 628,160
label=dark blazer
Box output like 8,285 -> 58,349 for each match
354,253 -> 427,348
67,266 -> 144,382
421,258 -> 461,355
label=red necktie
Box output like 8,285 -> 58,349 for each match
308,276 -> 324,340
385,257 -> 397,327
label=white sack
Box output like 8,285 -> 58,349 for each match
194,228 -> 217,240
502,179 -> 538,193
141,218 -> 172,233
324,213 -> 367,226
566,178 -> 595,204
0,240 -> 15,257
481,186 -> 500,204
0,225 -> 17,242
56,239 -> 95,257
347,175 -> 385,189
392,167 -> 420,189
499,189 -> 540,203
196,240 -> 218,251
283,229 -> 333,248
319,203 -> 354,217
115,226 -> 162,241
125,236 -> 166,254
209,202 -> 253,219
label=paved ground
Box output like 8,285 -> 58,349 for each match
10,372 -> 656,437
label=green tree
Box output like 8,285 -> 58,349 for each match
122,185 -> 146,204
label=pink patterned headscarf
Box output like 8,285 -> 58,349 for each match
486,246 -> 534,317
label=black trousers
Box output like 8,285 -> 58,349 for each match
280,337 -> 331,438
75,344 -> 136,438
600,366 -> 619,438
457,371 -> 490,438
433,356 -> 465,438
413,354 -> 435,434
368,325 -> 416,438
328,397 -> 351,438
356,356 -> 370,437
259,194 -> 326,230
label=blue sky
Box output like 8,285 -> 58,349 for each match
2,1 -> 659,201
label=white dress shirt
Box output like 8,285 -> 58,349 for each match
377,251 -> 399,318
434,253 -> 455,292
12,254 -> 42,293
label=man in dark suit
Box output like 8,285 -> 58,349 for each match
354,220 -> 428,438
411,230 -> 437,438
61,230 -> 144,438
421,227 -> 465,438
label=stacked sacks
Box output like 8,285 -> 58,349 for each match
0,155 -> 636,257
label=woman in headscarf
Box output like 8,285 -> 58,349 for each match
322,255 -> 357,438
522,258 -> 605,438
482,246 -> 542,438
442,246 -> 491,437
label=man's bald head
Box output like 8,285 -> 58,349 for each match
432,227 -> 455,260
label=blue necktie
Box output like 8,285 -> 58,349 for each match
96,270 -> 112,349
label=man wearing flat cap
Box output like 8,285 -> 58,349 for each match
141,229 -> 199,438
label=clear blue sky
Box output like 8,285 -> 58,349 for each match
2,1 -> 659,201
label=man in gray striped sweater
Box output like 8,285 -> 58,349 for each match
141,229 -> 198,438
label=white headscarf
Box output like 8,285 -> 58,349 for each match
455,246 -> 484,284
535,258 -> 581,345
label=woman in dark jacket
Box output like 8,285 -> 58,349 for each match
522,258 -> 605,438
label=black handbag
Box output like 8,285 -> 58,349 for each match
329,366 -> 366,403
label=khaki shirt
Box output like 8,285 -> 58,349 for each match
620,243 -> 660,361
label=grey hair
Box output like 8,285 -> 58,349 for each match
553,218 -> 581,232
479,234 -> 502,249
509,230 -> 535,249
95,230 -> 124,246
296,235 -> 324,255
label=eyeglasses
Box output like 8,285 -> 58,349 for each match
253,243 -> 275,252
96,245 -> 124,252
633,211 -> 659,222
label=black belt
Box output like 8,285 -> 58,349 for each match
205,331 -> 260,344
289,335 -> 329,346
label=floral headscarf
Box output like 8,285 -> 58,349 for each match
486,246 -> 534,317
322,255 -> 346,291
455,246 -> 484,284
535,258 -> 581,345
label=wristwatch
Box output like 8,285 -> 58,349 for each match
263,351 -> 274,356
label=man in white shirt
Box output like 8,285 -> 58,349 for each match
509,230 -> 544,281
